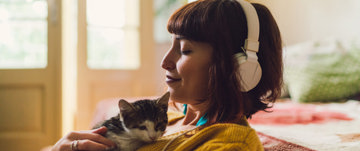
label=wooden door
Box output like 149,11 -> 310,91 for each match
0,0 -> 61,150
75,0 -> 158,130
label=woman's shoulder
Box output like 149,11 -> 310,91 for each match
166,111 -> 254,138
177,123 -> 263,151
140,113 -> 263,151
164,110 -> 263,150
197,122 -> 259,142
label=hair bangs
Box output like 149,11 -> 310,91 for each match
167,1 -> 211,42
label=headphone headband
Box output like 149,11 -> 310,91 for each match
237,0 -> 260,52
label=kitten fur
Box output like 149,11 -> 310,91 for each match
93,92 -> 170,151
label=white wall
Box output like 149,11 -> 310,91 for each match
251,0 -> 360,46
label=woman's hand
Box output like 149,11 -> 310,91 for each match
51,126 -> 116,151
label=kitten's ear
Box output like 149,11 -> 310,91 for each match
118,99 -> 135,112
156,92 -> 170,106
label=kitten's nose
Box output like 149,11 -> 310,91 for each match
150,136 -> 156,141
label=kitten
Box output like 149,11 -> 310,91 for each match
94,92 -> 170,151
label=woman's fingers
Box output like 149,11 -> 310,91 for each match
67,127 -> 116,148
76,139 -> 112,151
90,127 -> 116,147
52,127 -> 116,151
92,126 -> 108,135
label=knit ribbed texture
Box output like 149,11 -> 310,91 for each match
137,112 -> 264,151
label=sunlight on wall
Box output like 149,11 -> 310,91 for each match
62,0 -> 77,136
250,0 -> 360,46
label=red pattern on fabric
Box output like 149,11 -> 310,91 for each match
257,132 -> 316,151
249,103 -> 353,125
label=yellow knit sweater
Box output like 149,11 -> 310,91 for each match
137,112 -> 264,151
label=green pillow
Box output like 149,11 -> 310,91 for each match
284,37 -> 360,102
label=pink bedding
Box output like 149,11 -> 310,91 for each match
249,101 -> 353,125
249,99 -> 360,150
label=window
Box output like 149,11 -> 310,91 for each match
86,0 -> 140,69
0,0 -> 47,69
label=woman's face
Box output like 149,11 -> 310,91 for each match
161,34 -> 213,104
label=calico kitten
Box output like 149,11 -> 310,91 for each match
94,92 -> 170,151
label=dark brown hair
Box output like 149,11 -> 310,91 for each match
167,0 -> 283,122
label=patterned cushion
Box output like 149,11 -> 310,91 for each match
284,37 -> 360,102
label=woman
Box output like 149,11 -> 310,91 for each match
139,0 -> 282,150
52,0 -> 282,150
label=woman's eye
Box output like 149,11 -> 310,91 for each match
181,50 -> 192,55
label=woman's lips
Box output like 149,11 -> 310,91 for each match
166,75 -> 181,83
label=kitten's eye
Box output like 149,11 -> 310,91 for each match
139,126 -> 147,130
156,123 -> 166,131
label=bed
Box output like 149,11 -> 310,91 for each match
248,37 -> 360,150
249,98 -> 360,151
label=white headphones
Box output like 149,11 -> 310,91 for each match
235,0 -> 262,92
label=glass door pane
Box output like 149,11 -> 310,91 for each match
86,0 -> 140,70
0,0 -> 47,69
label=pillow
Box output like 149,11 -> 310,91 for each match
284,37 -> 360,102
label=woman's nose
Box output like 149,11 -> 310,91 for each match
161,50 -> 176,70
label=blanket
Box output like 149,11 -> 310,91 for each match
249,99 -> 360,151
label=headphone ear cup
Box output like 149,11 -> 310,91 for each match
234,52 -> 247,64
234,53 -> 262,92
